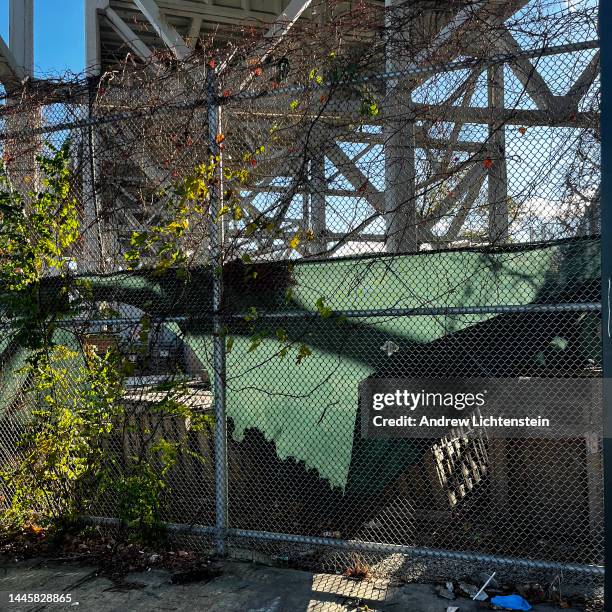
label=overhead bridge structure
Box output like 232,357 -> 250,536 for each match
0,0 -> 598,262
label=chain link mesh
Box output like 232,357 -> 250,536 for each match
0,0 -> 602,595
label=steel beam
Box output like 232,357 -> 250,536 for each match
567,50 -> 601,107
330,143 -> 383,211
0,0 -> 33,89
422,163 -> 488,234
238,0 -> 312,86
105,121 -> 173,188
487,62 -> 509,243
412,104 -> 596,128
104,6 -> 153,61
9,0 -> 33,77
86,0 -> 108,76
187,15 -> 202,48
382,0 -> 503,254
0,35 -> 25,88
133,0 -> 191,60
497,28 -> 557,112
310,144 -> 327,255
265,0 -> 312,39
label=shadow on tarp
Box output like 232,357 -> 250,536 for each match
0,237 -> 601,553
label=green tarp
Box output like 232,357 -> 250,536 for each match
0,238 -> 601,491
177,238 -> 600,490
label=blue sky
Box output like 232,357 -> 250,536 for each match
0,0 -> 84,77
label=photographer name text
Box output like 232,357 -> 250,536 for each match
371,414 -> 550,428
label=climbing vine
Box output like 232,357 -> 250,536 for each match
0,41 -> 378,545
0,144 -> 209,541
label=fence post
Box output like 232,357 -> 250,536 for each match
207,68 -> 228,557
601,0 -> 611,601
82,77 -> 105,272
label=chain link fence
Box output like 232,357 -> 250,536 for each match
0,0 -> 603,595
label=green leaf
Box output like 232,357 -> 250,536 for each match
315,297 -> 332,318
244,306 -> 258,322
248,337 -> 262,352
296,344 -> 312,365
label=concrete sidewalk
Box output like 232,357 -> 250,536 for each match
0,558 -> 581,611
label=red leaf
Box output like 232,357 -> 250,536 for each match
483,158 -> 493,169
